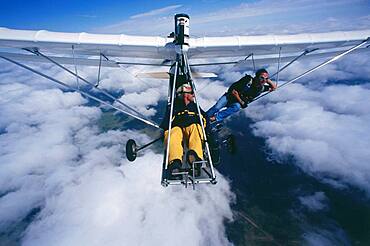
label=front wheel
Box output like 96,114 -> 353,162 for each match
126,139 -> 137,162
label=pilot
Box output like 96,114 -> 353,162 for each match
160,83 -> 207,178
207,68 -> 277,123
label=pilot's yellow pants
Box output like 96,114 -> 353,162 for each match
164,124 -> 204,165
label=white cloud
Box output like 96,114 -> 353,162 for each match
191,0 -> 369,35
299,192 -> 328,211
130,5 -> 182,19
303,229 -> 350,246
22,154 -> 234,246
244,79 -> 370,194
186,49 -> 370,197
1,1 -> 370,243
118,88 -> 161,117
0,62 -> 235,245
93,0 -> 370,35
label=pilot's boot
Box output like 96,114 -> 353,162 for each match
167,159 -> 183,179
186,150 -> 202,177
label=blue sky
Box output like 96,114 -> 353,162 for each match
0,0 -> 244,31
1,0 -> 369,35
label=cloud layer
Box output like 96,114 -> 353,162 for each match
242,54 -> 370,195
1,1 -> 370,244
0,62 -> 234,245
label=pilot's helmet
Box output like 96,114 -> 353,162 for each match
176,83 -> 193,94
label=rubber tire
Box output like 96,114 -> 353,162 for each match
126,139 -> 137,162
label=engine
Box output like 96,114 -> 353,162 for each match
174,13 -> 190,46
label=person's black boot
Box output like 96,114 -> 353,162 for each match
167,159 -> 183,179
186,150 -> 202,177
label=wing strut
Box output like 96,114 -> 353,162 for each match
0,55 -> 160,129
23,48 -> 155,125
251,38 -> 370,103
275,47 -> 282,86
72,45 -> 80,89
251,53 -> 256,73
95,53 -> 110,87
242,53 -> 257,72
269,48 -> 319,79
95,53 -> 103,87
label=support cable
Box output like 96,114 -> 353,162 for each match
116,63 -> 163,95
96,53 -> 164,107
269,48 -> 319,79
23,48 -> 153,124
0,55 -> 160,129
197,54 -> 254,93
199,48 -> 315,94
251,38 -> 369,104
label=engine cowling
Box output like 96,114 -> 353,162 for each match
174,13 -> 190,46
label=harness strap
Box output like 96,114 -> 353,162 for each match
171,111 -> 206,125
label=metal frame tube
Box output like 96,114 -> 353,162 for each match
183,52 -> 216,180
190,61 -> 239,67
164,61 -> 179,169
0,55 -> 160,129
275,47 -> 282,86
96,52 -> 102,87
23,48 -> 155,125
72,45 -> 80,89
137,136 -> 162,151
269,48 -> 318,79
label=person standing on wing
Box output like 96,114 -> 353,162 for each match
207,68 -> 277,123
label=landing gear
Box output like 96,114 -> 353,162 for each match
125,136 -> 162,162
126,139 -> 137,162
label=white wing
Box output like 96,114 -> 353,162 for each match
0,27 -> 369,66
188,31 -> 370,58
0,27 -> 174,58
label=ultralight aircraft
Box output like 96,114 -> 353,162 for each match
0,14 -> 369,189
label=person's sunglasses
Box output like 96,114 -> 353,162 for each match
259,76 -> 269,81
